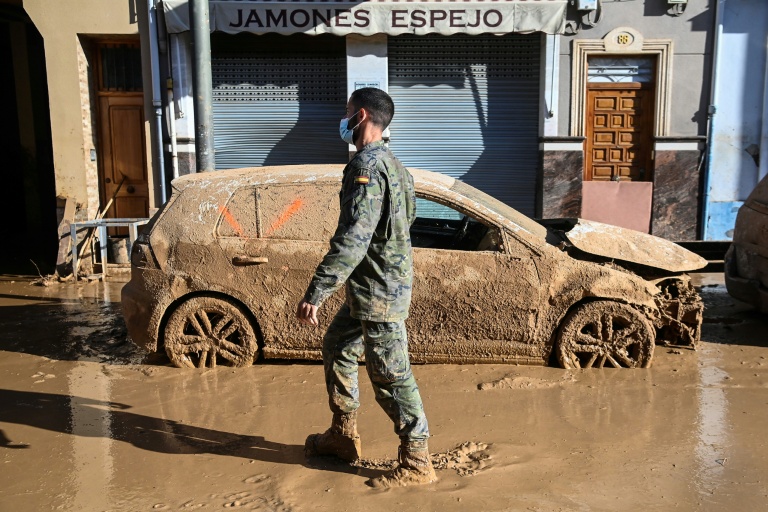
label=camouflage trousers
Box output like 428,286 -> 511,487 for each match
322,304 -> 430,448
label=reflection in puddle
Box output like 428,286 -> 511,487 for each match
695,346 -> 730,501
67,362 -> 113,510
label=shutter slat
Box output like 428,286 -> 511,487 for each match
212,51 -> 347,168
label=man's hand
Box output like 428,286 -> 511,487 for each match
296,300 -> 319,326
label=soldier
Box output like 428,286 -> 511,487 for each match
296,87 -> 436,488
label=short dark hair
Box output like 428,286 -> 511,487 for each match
350,88 -> 395,129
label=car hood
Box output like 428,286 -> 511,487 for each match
546,219 -> 708,272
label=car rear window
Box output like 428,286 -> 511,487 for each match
257,184 -> 339,241
140,193 -> 177,238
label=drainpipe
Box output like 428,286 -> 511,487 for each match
156,6 -> 180,180
702,0 -> 725,240
190,0 -> 216,172
148,0 -> 167,203
167,78 -> 180,180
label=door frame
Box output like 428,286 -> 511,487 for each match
93,38 -> 152,217
570,27 -> 672,139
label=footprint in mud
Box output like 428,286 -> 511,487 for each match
477,374 -> 573,390
243,474 -> 270,484
218,476 -> 293,510
222,493 -> 291,510
30,372 -> 56,384
179,500 -> 206,509
223,491 -> 259,508
431,442 -> 494,476
354,442 -> 494,477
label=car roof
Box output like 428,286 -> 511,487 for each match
172,165 -> 547,239
172,164 -> 455,189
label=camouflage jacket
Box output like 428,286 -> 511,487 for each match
304,140 -> 417,322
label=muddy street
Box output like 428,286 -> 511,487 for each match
1,274 -> 767,511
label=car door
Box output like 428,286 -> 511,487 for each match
409,196 -> 544,364
216,183 -> 343,358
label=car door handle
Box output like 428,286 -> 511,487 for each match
232,255 -> 269,265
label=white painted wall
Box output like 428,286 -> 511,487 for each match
345,34 -> 388,149
170,32 -> 196,141
710,2 -> 767,202
706,0 -> 768,239
539,33 -> 559,138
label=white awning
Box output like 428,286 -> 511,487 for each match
161,0 -> 567,36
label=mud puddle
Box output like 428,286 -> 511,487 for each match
1,274 -> 768,511
0,275 -> 145,364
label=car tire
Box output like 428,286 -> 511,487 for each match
164,295 -> 258,368
555,301 -> 655,369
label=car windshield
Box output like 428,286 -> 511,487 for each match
451,181 -> 548,239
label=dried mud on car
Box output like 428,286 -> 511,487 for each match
122,165 -> 706,369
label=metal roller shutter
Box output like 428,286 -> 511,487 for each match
388,34 -> 540,216
211,35 -> 347,169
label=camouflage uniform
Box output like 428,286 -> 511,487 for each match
304,140 -> 429,448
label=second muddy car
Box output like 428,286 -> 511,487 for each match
122,165 -> 706,369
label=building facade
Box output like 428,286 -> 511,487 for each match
10,0 -> 767,269
155,0 -> 723,240
1,0 -> 160,272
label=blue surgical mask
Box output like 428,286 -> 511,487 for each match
339,111 -> 362,144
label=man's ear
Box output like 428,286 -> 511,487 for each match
357,108 -> 368,124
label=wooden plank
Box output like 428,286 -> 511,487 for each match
54,197 -> 76,278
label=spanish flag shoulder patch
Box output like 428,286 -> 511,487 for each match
354,176 -> 370,185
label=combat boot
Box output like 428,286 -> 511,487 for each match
366,442 -> 437,488
304,412 -> 362,462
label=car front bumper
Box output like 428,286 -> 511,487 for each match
653,276 -> 704,348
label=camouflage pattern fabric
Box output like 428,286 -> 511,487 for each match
304,140 -> 417,322
322,304 -> 429,447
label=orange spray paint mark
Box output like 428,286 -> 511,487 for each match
218,205 -> 245,237
264,198 -> 304,237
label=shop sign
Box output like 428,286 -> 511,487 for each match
162,0 -> 567,36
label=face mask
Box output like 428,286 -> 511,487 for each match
339,111 -> 362,144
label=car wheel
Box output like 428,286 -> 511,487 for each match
164,296 -> 258,368
555,301 -> 655,369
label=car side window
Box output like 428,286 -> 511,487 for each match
257,184 -> 339,241
411,196 -> 502,252
217,187 -> 258,238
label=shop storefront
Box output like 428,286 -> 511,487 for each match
161,0 -> 566,216
210,33 -> 348,168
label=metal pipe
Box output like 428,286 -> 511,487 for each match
148,0 -> 167,203
190,0 -> 216,172
702,0 -> 725,240
167,77 -> 180,179
157,9 -> 180,180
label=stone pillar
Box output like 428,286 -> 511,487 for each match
651,138 -> 704,241
539,137 -> 584,218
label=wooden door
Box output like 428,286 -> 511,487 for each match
585,84 -> 654,182
98,95 -> 149,220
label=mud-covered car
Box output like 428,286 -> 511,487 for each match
122,165 -> 706,370
725,174 -> 768,312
